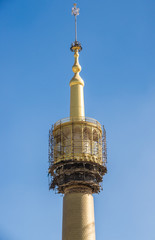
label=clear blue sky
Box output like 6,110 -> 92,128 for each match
0,0 -> 155,239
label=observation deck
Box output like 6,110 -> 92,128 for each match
48,117 -> 107,194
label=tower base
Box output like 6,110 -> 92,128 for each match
62,192 -> 96,240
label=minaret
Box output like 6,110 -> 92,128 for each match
48,4 -> 107,240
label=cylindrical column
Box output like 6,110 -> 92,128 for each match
62,192 -> 96,240
70,83 -> 85,117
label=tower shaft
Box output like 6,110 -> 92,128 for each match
62,192 -> 96,240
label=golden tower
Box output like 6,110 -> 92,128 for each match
48,4 -> 107,240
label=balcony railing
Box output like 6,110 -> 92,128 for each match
54,117 -> 101,128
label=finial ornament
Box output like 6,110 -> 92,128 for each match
71,3 -> 82,52
72,3 -> 80,17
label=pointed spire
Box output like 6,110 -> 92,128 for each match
71,3 -> 82,52
70,4 -> 85,118
70,3 -> 83,87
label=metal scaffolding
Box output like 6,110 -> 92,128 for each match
48,118 -> 107,194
